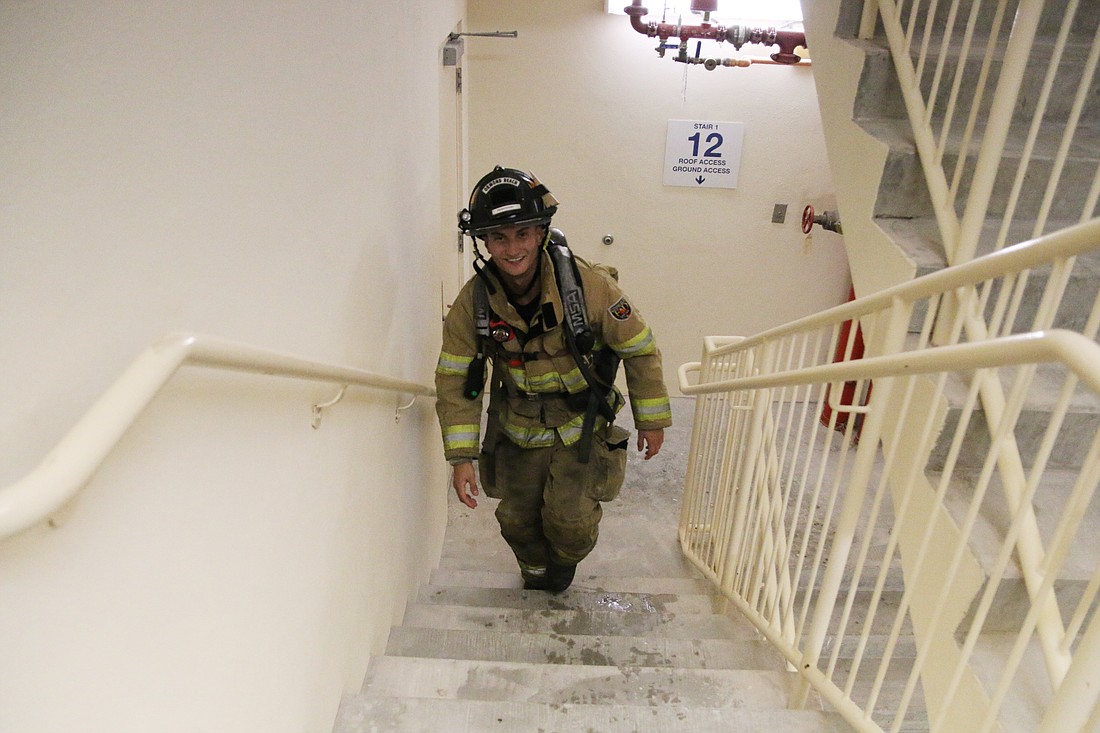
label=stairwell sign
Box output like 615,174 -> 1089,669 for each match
663,119 -> 744,189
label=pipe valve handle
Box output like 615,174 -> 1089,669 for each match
801,204 -> 816,235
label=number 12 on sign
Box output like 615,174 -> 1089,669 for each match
663,120 -> 744,189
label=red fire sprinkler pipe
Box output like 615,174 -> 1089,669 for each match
623,0 -> 807,65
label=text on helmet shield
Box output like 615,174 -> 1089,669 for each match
482,177 -> 522,194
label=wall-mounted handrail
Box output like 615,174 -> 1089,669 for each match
0,332 -> 435,542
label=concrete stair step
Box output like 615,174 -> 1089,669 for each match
385,626 -> 782,670
334,695 -> 855,733
429,567 -> 715,596
825,632 -> 919,661
360,655 -> 804,709
937,467 -> 1100,631
879,215 -> 1100,335
796,541 -> 907,594
854,34 -> 1100,125
438,507 -> 699,579
967,633 -> 1051,733
861,118 -> 1100,221
873,214 -> 1096,275
834,592 -> 916,641
803,633 -> 927,732
875,216 -> 949,278
415,584 -> 723,616
400,601 -> 761,640
930,366 -> 1100,472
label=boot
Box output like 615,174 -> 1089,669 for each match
545,561 -> 577,593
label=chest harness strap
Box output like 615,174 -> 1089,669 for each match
465,228 -> 620,463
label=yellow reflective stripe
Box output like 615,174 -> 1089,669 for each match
508,366 -> 584,393
437,351 -> 473,376
442,423 -> 480,450
526,370 -> 562,391
502,422 -> 556,447
507,365 -> 531,392
612,327 -> 656,357
557,415 -> 586,446
502,411 -> 629,448
633,396 -> 672,422
559,367 -> 587,391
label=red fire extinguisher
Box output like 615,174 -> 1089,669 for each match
820,286 -> 871,439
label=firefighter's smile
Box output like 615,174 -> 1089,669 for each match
485,223 -> 544,284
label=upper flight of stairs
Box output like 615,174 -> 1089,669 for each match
838,0 -> 1100,281
809,2 -> 1100,727
836,0 -> 1100,628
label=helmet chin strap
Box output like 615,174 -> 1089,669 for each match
469,233 -> 498,295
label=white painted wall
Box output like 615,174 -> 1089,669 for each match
466,0 -> 851,393
0,2 -> 459,731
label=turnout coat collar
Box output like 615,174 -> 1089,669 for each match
480,247 -> 566,338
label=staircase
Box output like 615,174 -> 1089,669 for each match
842,0 -> 1098,263
803,1 -> 1100,728
333,400 -> 854,732
826,0 -> 1100,617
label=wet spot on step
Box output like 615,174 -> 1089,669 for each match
579,648 -> 614,666
628,645 -> 667,666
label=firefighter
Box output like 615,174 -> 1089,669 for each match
434,166 -> 671,592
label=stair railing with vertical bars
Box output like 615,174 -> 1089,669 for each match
860,0 -> 1100,265
679,219 -> 1100,732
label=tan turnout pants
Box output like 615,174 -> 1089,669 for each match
479,426 -> 629,571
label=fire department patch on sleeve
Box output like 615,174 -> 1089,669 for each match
608,297 -> 632,321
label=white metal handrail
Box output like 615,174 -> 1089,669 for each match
679,331 -> 1100,726
678,218 -> 1100,732
0,332 -> 435,542
709,218 -> 1100,358
679,330 -> 1100,399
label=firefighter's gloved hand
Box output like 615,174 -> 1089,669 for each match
637,429 -> 664,460
452,461 -> 480,508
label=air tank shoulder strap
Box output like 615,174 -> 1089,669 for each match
545,227 -> 594,355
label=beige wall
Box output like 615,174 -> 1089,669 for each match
0,2 -> 459,731
466,0 -> 851,394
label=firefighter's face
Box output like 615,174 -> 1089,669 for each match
484,224 -> 544,281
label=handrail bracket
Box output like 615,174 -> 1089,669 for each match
312,385 -> 348,429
